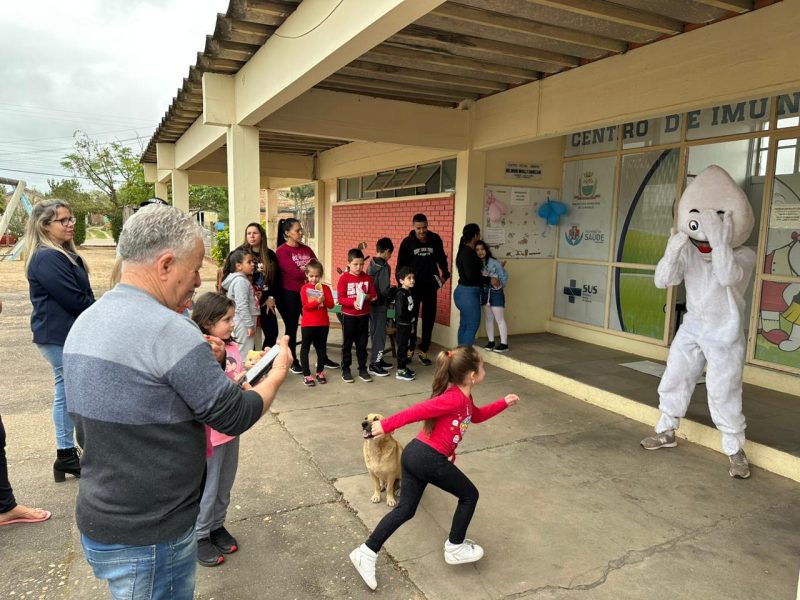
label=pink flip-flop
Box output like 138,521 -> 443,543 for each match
0,510 -> 52,526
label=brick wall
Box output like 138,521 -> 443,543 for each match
331,196 -> 454,325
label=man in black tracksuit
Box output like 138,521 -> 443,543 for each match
396,213 -> 450,366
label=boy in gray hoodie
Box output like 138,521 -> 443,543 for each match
367,238 -> 396,377
221,248 -> 258,355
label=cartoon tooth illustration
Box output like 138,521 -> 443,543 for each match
641,165 -> 756,479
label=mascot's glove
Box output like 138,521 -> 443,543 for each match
665,228 -> 689,256
699,210 -> 733,250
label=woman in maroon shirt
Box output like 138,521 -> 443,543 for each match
275,218 -> 319,373
349,345 -> 519,590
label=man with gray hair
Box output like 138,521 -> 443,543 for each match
63,204 -> 291,599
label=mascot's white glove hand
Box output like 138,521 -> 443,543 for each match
665,228 -> 689,255
699,210 -> 733,249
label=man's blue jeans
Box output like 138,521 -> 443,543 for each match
35,343 -> 74,449
454,285 -> 482,346
81,527 -> 197,600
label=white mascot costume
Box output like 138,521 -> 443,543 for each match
641,165 -> 756,479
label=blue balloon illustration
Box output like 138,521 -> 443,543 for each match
537,199 -> 568,225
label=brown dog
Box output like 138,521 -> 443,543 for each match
362,413 -> 403,507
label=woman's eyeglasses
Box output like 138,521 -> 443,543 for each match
49,216 -> 77,227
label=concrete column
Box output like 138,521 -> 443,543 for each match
171,169 -> 189,214
154,181 -> 168,200
226,124 -> 261,251
266,188 -> 281,248
443,149 -> 487,347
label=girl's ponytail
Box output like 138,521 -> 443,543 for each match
422,346 -> 482,436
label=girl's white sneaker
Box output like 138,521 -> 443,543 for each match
349,544 -> 377,590
444,539 -> 484,564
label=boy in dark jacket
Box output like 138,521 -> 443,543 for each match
394,267 -> 417,382
396,214 -> 450,366
367,238 -> 396,377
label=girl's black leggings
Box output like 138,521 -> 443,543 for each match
366,439 -> 479,553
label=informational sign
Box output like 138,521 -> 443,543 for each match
558,157 -> 616,261
554,262 -> 608,327
483,185 -> 559,259
505,162 -> 542,180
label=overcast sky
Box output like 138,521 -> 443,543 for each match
1,0 -> 230,193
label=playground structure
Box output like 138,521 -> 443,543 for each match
0,177 -> 38,261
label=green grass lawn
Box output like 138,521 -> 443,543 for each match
86,226 -> 111,240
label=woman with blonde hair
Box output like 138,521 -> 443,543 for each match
24,200 -> 94,482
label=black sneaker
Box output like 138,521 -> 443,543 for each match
324,359 -> 340,370
342,369 -> 354,383
395,368 -> 415,381
209,526 -> 238,554
197,537 -> 224,567
493,343 -> 509,353
376,358 -> 393,369
484,341 -> 495,350
367,364 -> 389,377
418,352 -> 432,366
289,360 -> 303,374
358,368 -> 373,382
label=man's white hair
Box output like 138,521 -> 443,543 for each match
118,204 -> 203,263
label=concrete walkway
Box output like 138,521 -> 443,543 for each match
1,271 -> 798,598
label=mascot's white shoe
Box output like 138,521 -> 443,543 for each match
640,430 -> 677,450
728,450 -> 751,479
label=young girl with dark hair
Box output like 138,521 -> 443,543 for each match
349,345 -> 519,590
191,292 -> 246,567
474,240 -> 509,352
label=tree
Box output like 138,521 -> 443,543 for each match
45,178 -> 106,214
61,132 -> 150,211
281,183 -> 315,237
190,185 -> 228,221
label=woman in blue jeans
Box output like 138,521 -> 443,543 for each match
454,223 -> 493,345
24,200 -> 94,482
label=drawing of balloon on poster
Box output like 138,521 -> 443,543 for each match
483,185 -> 559,258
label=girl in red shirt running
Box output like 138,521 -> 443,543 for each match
349,345 -> 519,590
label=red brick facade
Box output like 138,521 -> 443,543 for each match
331,196 -> 454,325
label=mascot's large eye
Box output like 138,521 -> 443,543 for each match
689,220 -> 699,231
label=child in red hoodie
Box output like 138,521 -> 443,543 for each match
337,248 -> 377,383
300,260 -> 334,386
349,345 -> 519,591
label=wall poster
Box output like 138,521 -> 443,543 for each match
483,185 -> 559,259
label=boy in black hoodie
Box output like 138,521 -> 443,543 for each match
396,214 -> 450,366
367,238 -> 395,377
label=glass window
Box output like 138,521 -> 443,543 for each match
559,157 -> 616,261
775,138 -> 798,175
346,177 -> 360,200
364,171 -> 393,192
686,97 -> 770,141
337,179 -> 346,201
621,116 -> 681,150
615,149 -> 678,265
763,164 -> 800,275
383,168 -> 415,190
608,267 -> 666,340
565,126 -> 618,157
754,278 -> 800,370
442,158 -> 457,192
554,263 -> 608,327
406,163 -> 440,187
776,91 -> 800,129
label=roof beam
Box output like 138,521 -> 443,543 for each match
691,0 -> 752,14
525,0 -> 683,35
429,2 -> 626,53
234,0 -> 446,126
258,88 -> 469,150
174,115 -> 227,170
